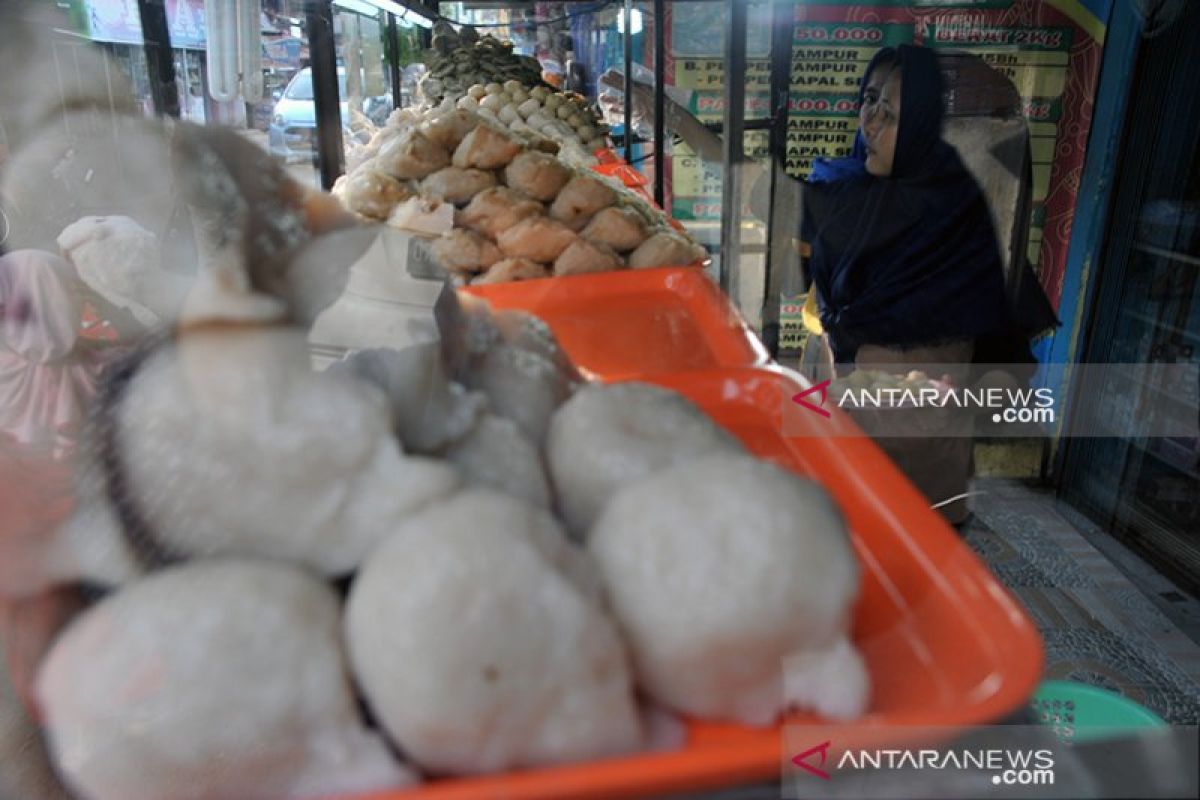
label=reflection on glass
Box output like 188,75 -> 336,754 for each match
334,6 -> 392,173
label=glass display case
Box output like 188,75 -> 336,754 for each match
4,0 -> 1102,365
1059,7 -> 1200,592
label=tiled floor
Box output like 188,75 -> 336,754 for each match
965,478 -> 1200,725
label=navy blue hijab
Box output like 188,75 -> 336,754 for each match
804,45 -> 1017,365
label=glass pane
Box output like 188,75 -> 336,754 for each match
663,1 -> 772,330
260,5 -> 322,189
393,19 -> 426,110
1061,12 -> 1200,588
334,6 -> 390,127
428,1 -> 768,327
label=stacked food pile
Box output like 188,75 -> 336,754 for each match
454,81 -> 607,159
417,22 -> 608,161
334,107 -> 705,284
421,22 -> 547,104
332,23 -> 704,285
32,285 -> 869,799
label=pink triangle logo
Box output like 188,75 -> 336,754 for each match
792,740 -> 833,780
792,379 -> 832,418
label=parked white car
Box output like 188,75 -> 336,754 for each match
268,68 -> 351,162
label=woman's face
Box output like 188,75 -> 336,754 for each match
860,67 -> 902,177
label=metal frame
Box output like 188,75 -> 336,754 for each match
136,0 -> 180,117
1057,1 -> 1200,591
306,0 -> 344,190
387,12 -> 403,108
718,0 -> 747,297
308,0 -> 436,189
653,0 -> 665,207
298,0 -> 657,198
761,0 -> 797,355
1051,0 -> 1143,480
623,0 -> 634,162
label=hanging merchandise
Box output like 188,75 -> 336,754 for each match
204,0 -> 263,103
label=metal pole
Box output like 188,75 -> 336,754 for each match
623,0 -> 633,163
306,0 -> 344,190
653,0 -> 665,207
136,0 -> 180,117
719,0 -> 747,295
387,12 -> 403,109
761,0 -> 796,357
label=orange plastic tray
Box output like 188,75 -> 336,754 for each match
354,273 -> 1042,797
349,361 -> 1043,800
464,267 -> 769,381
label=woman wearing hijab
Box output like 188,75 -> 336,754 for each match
747,45 -> 1055,524
0,249 -> 113,456
800,44 -> 1055,368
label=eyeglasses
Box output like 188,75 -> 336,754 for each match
860,98 -> 894,125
